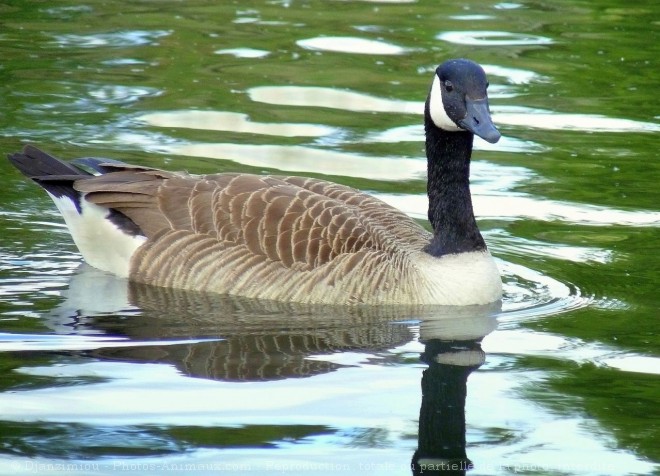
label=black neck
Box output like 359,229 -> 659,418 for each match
424,103 -> 486,257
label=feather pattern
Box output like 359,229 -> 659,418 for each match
75,168 -> 439,303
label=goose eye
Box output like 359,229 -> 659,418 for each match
444,80 -> 453,92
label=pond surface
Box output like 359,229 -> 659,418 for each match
0,0 -> 658,474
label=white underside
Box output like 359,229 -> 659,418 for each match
47,192 -> 146,278
429,75 -> 464,132
411,250 -> 502,305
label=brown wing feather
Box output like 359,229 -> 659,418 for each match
71,168 -> 429,273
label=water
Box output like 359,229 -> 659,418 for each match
0,0 -> 658,474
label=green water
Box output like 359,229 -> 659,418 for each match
0,0 -> 658,474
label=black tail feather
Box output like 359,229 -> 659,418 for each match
7,145 -> 94,211
7,145 -> 90,179
8,146 -> 147,236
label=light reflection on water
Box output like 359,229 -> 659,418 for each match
436,30 -> 554,46
378,192 -> 660,226
246,85 -> 659,133
51,30 -> 171,48
214,48 -> 270,59
297,36 -> 410,55
139,110 -> 337,137
248,85 -> 423,113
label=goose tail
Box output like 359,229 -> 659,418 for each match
7,145 -> 147,277
8,145 -> 94,211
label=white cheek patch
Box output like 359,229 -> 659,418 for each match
429,75 -> 464,132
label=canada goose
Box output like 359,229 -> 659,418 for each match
8,58 -> 502,306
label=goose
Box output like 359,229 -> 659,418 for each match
8,58 -> 502,306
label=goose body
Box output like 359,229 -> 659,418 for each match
8,59 -> 502,306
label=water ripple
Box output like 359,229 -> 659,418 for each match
498,261 -> 592,322
437,30 -> 554,46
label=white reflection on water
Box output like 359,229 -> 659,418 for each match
139,111 -> 336,137
482,64 -> 549,84
467,375 -> 655,475
603,356 -> 660,375
0,333 -> 216,352
437,30 -> 554,46
52,30 -> 171,48
297,36 -> 409,55
494,106 -> 660,132
1,361 -> 415,426
494,2 -> 524,9
88,85 -> 160,105
214,48 -> 270,58
248,85 -> 422,113
489,231 -> 614,264
160,142 -> 423,180
484,329 -> 660,376
363,124 -> 546,153
375,191 -> 660,227
248,85 -> 659,133
450,14 -> 495,21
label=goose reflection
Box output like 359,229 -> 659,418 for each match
97,280 -> 418,381
411,317 -> 494,476
48,264 -> 499,471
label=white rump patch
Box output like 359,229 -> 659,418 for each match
47,193 -> 146,278
429,75 -> 463,132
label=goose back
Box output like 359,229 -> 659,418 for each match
76,166 -> 436,304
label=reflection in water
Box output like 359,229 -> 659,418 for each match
248,85 -> 422,114
87,85 -> 160,105
139,111 -> 335,137
376,191 -> 660,227
411,314 -> 496,475
247,86 -> 658,134
363,124 -> 545,153
52,30 -> 171,48
493,106 -> 660,133
481,64 -> 548,85
52,266 -> 498,383
296,36 -> 409,55
411,340 -> 485,476
436,30 -> 553,46
163,142 -> 423,180
93,282 -> 418,381
12,264 -> 499,469
214,48 -> 270,58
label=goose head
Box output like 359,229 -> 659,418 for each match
428,59 -> 501,144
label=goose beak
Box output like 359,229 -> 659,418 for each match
458,97 -> 501,144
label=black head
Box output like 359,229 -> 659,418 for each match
427,59 -> 501,144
